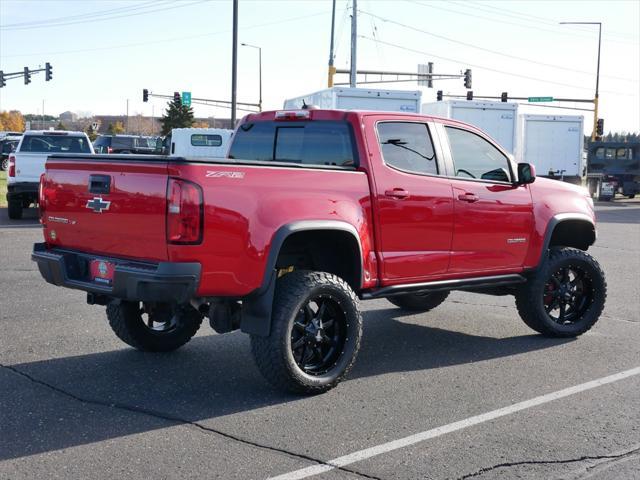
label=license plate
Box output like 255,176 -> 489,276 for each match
89,259 -> 115,285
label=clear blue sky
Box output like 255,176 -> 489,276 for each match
1,0 -> 638,134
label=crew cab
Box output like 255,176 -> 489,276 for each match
32,109 -> 606,394
7,130 -> 93,219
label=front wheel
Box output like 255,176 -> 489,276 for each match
387,291 -> 449,312
106,301 -> 203,352
251,270 -> 362,394
515,247 -> 606,337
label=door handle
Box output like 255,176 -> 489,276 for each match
457,192 -> 479,203
385,188 -> 410,199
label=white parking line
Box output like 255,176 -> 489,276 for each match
269,366 -> 640,480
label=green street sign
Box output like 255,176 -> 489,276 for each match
181,91 -> 192,107
528,96 -> 554,102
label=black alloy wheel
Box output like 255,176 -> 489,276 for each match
543,264 -> 592,325
290,294 -> 348,376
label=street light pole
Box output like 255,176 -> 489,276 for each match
560,21 -> 602,141
241,42 -> 262,111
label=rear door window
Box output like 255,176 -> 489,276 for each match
377,122 -> 438,175
229,121 -> 357,167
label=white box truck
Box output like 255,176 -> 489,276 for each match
283,87 -> 422,113
421,100 -> 518,154
517,114 -> 584,183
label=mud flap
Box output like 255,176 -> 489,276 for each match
240,269 -> 276,337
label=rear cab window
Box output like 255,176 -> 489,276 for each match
228,121 -> 357,168
191,134 -> 222,147
20,134 -> 92,154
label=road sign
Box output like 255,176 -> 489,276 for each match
528,96 -> 554,102
181,91 -> 192,107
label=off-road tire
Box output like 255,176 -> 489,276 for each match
387,291 -> 450,312
106,301 -> 203,352
515,247 -> 606,337
250,270 -> 363,394
7,198 -> 22,220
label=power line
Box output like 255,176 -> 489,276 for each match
407,0 -> 637,46
1,11 -> 330,59
0,1 -> 163,29
457,0 -> 636,41
358,35 -> 633,96
358,10 -> 637,83
0,1 -> 207,31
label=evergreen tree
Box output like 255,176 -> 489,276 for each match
56,121 -> 67,130
160,97 -> 194,136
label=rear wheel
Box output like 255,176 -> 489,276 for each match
515,248 -> 606,337
1,158 -> 8,171
106,301 -> 203,352
7,198 -> 22,220
387,291 -> 449,312
250,270 -> 362,394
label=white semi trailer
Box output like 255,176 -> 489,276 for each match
284,87 -> 422,113
422,100 -> 518,154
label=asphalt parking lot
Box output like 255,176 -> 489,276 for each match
1,202 -> 639,480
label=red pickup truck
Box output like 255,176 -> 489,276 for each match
33,109 -> 606,394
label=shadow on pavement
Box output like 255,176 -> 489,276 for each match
1,308 -> 571,460
0,207 -> 40,228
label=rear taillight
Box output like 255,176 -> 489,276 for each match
8,154 -> 16,177
166,178 -> 203,244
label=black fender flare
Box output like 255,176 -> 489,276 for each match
536,213 -> 596,267
240,220 -> 364,337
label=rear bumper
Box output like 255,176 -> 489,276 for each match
7,182 -> 38,199
32,243 -> 201,303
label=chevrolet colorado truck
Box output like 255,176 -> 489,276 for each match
32,109 -> 606,394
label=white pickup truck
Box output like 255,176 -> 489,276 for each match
7,130 -> 94,219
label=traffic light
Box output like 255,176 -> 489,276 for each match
427,62 -> 433,88
596,118 -> 604,136
463,69 -> 472,89
0,71 -> 5,88
501,92 -> 508,102
466,91 -> 473,100
24,67 -> 31,85
143,88 -> 149,102
436,90 -> 443,101
174,91 -> 181,105
45,62 -> 52,81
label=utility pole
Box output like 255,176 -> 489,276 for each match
126,99 -> 129,133
560,21 -> 602,141
42,99 -> 44,130
349,0 -> 357,88
328,0 -> 337,87
231,0 -> 239,125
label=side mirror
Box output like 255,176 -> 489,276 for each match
517,163 -> 536,185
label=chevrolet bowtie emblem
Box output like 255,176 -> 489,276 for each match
86,196 -> 111,213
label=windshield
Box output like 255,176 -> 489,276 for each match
20,135 -> 92,154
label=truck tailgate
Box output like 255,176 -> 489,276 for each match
42,157 -> 170,261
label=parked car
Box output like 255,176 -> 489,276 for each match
7,130 -> 93,219
33,109 -> 605,394
93,135 -> 160,155
1,135 -> 21,171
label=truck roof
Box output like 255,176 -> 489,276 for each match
23,130 -> 88,136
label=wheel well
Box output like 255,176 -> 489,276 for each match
548,220 -> 595,251
275,230 -> 361,291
